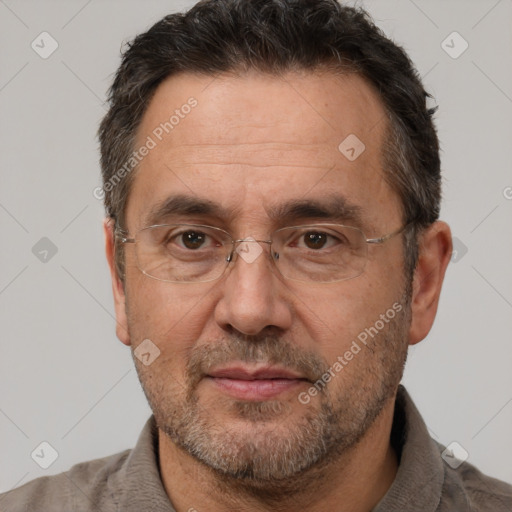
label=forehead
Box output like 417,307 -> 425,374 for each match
126,70 -> 401,232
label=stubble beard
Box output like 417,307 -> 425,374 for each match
131,293 -> 411,494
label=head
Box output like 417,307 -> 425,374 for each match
99,0 -> 452,489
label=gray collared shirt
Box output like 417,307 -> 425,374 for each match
1,385 -> 511,511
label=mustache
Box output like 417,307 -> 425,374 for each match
186,333 -> 330,389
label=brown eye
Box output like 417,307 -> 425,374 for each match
303,232 -> 328,250
179,231 -> 207,250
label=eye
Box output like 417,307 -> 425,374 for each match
164,228 -> 219,251
302,231 -> 330,250
178,230 -> 208,250
291,229 -> 349,251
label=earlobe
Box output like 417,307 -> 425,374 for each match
103,218 -> 131,346
408,221 -> 452,345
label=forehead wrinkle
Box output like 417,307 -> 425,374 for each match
158,141 -> 339,169
170,162 -> 329,170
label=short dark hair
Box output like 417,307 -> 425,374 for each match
98,0 -> 440,281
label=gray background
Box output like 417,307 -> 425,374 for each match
1,0 -> 511,493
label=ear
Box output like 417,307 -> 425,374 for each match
103,218 -> 131,346
409,221 -> 452,345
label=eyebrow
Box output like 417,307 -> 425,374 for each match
142,193 -> 364,229
267,196 -> 363,226
143,194 -> 240,227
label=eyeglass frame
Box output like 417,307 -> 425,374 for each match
115,220 -> 414,284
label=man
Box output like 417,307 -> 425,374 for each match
2,0 -> 511,510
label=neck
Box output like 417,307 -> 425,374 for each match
159,394 -> 398,512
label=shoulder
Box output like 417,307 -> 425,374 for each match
436,442 -> 512,512
0,448 -> 131,512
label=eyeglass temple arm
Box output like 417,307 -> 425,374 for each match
365,222 -> 412,245
114,229 -> 135,244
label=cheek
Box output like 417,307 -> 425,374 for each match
126,276 -> 211,362
292,270 -> 403,360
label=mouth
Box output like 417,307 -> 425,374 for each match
205,364 -> 310,400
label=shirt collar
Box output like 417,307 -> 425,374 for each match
115,416 -> 176,511
373,384 -> 444,511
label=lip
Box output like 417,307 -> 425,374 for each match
205,365 -> 309,400
207,365 -> 305,380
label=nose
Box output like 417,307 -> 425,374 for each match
213,239 -> 293,336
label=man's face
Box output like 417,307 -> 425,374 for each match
115,70 -> 411,483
